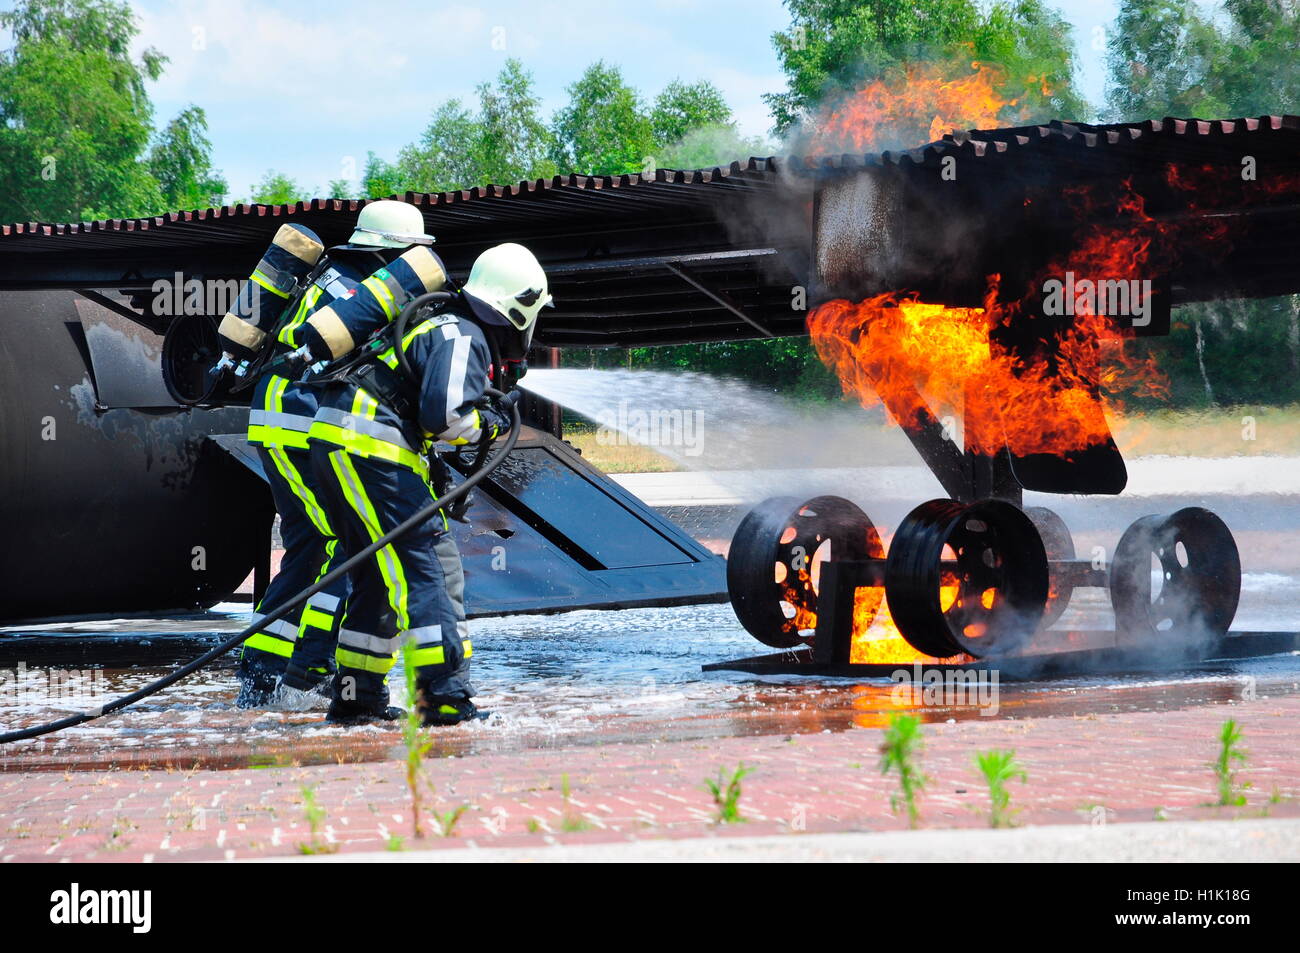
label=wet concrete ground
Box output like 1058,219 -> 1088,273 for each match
2,597 -> 1299,860
1,596 -> 1298,771
1,479 -> 1297,860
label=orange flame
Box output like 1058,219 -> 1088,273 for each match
849,586 -> 973,665
808,178 -> 1179,459
810,62 -> 1023,153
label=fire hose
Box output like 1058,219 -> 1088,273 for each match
0,387 -> 521,744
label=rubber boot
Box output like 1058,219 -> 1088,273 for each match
420,695 -> 485,727
235,651 -> 285,709
281,659 -> 335,694
325,699 -> 405,725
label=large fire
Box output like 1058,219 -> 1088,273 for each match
810,62 -> 1030,152
808,177 -> 1184,459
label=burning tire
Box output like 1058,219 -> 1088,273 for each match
884,498 -> 1049,658
726,495 -> 883,648
1025,505 -> 1076,630
1109,507 -> 1241,642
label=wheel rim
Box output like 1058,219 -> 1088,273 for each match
162,315 -> 221,405
885,499 -> 1049,658
726,495 -> 882,649
1110,507 -> 1241,640
1024,506 -> 1076,630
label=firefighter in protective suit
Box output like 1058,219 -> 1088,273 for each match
307,243 -> 552,725
225,201 -> 449,707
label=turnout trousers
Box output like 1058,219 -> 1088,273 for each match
238,444 -> 349,681
308,441 -> 473,710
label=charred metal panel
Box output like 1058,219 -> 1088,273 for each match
72,294 -> 176,409
0,291 -> 271,621
455,430 -> 726,614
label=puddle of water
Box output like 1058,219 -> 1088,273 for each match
2,601 -> 1298,772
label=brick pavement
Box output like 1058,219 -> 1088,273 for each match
2,691 -> 1297,862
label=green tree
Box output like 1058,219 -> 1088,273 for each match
249,170 -> 305,206
476,58 -> 557,185
394,59 -> 555,192
362,151 -> 401,198
764,0 -> 1088,138
396,101 -> 480,192
651,79 -> 732,145
0,0 -> 166,221
1105,1 -> 1300,407
149,106 -> 227,210
1105,0 -> 1300,120
550,61 -> 655,175
1104,0 -> 1227,120
650,77 -> 771,169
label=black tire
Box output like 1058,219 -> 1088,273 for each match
726,495 -> 881,648
885,498 -> 1049,658
1109,507 -> 1241,642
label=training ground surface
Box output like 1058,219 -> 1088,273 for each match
1,459 -> 1297,862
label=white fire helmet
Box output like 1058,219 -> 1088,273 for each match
348,200 -> 435,249
462,243 -> 553,348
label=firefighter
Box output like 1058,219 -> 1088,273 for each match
307,243 -> 551,725
228,201 -> 448,707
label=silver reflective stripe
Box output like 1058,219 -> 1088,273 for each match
249,409 -> 316,433
433,534 -> 468,642
353,227 -> 434,246
256,618 -> 298,640
315,406 -> 418,451
338,628 -> 401,656
308,591 -> 340,612
440,411 -> 481,444
443,325 -> 469,431
406,624 -> 443,645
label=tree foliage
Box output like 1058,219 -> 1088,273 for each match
1105,0 -> 1300,119
249,170 -> 306,206
149,106 -> 227,210
0,0 -> 222,222
764,0 -> 1090,137
392,60 -> 557,193
550,61 -> 656,176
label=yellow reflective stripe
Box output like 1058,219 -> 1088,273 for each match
310,422 -> 428,474
266,446 -> 333,537
268,374 -> 288,413
335,648 -> 396,674
294,539 -> 337,641
407,645 -> 445,668
248,425 -> 310,450
300,606 -> 333,630
350,387 -> 379,420
244,633 -> 294,659
250,270 -> 291,298
330,451 -> 410,630
379,320 -> 443,368
277,285 -> 322,347
361,275 -> 398,318
463,639 -> 472,659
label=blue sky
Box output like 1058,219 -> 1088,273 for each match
122,0 -> 1122,199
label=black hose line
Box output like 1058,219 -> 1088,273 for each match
0,390 -> 520,744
